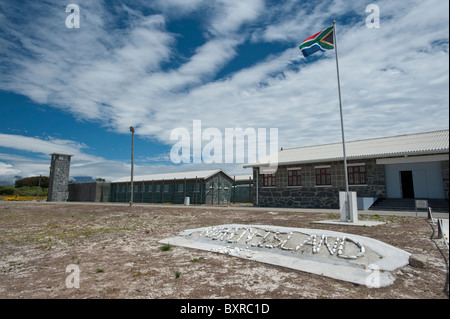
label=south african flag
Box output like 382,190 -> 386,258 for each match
299,26 -> 334,57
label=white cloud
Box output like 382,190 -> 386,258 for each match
0,134 -> 102,163
0,162 -> 20,176
0,0 -> 448,180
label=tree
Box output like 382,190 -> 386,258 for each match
0,185 -> 15,195
15,176 -> 49,188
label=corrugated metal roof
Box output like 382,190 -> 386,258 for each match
112,169 -> 231,183
233,174 -> 253,182
244,129 -> 449,167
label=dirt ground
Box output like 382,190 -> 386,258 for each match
0,201 -> 448,299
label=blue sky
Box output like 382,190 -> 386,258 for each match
0,0 -> 448,184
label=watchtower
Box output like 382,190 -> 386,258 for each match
48,153 -> 73,202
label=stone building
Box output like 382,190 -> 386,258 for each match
47,153 -> 72,202
110,169 -> 234,205
244,130 -> 449,211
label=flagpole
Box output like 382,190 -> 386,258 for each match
333,20 -> 350,221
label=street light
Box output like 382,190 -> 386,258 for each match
130,126 -> 135,207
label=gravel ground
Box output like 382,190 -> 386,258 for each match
0,201 -> 448,299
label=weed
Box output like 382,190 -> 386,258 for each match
160,244 -> 172,251
174,271 -> 181,279
96,268 -> 104,273
190,257 -> 205,262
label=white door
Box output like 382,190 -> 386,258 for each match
412,170 -> 428,198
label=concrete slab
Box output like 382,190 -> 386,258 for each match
159,224 -> 411,288
311,220 -> 385,227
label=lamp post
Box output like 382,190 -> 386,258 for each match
130,126 -> 135,207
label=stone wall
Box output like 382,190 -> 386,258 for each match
48,154 -> 72,202
442,160 -> 449,200
254,159 -> 386,209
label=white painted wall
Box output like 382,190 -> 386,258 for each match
385,162 -> 444,199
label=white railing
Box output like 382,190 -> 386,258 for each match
438,218 -> 449,251
427,207 -> 448,251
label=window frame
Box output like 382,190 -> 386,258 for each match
263,173 -> 276,187
347,164 -> 367,185
315,166 -> 332,186
287,168 -> 302,187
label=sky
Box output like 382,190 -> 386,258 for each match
0,0 -> 448,184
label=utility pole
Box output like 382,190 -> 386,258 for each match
130,126 -> 135,207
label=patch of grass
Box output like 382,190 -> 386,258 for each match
160,244 -> 173,251
96,268 -> 104,273
190,257 -> 205,262
174,271 -> 181,279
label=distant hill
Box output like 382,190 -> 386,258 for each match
0,180 -> 14,186
70,176 -> 95,183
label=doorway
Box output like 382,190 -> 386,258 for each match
400,171 -> 414,198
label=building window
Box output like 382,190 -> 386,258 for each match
164,184 -> 169,192
178,184 -> 184,192
288,169 -> 302,187
348,165 -> 366,185
263,174 -> 276,187
315,167 -> 331,186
